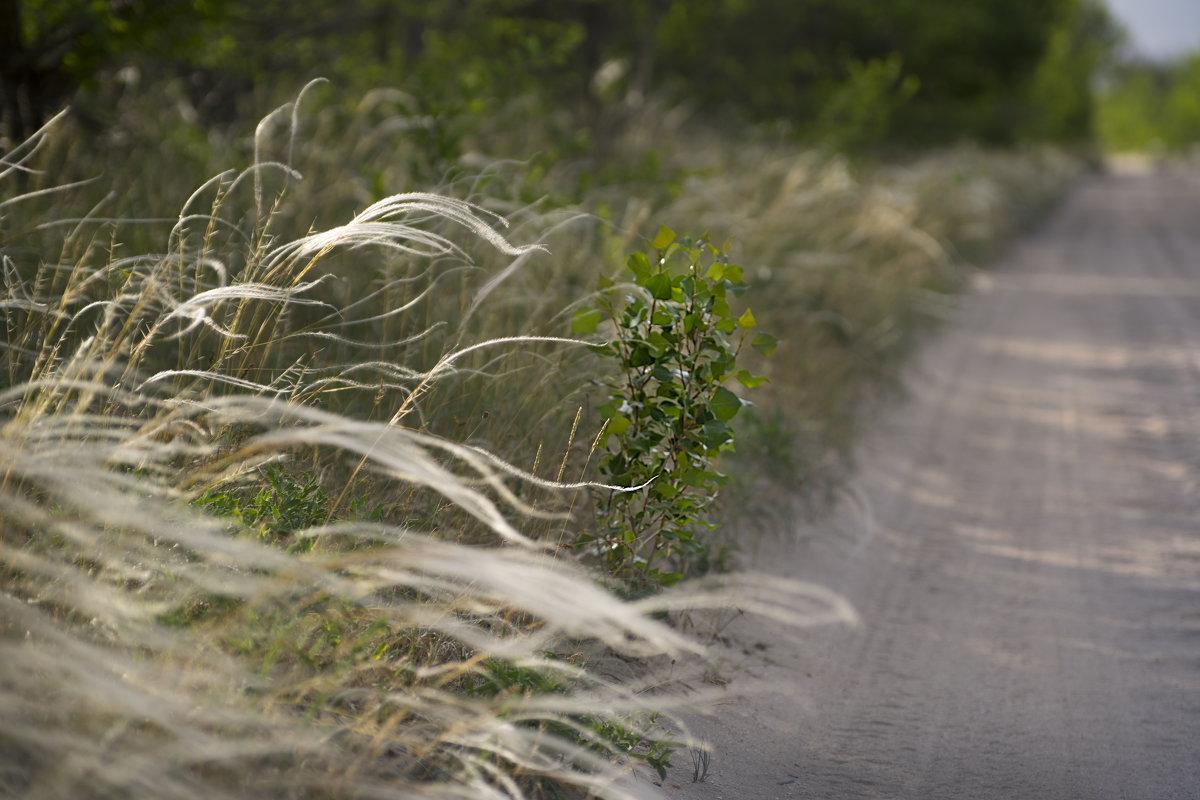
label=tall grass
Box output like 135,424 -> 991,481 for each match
1,80 -> 1080,796
0,93 -> 857,798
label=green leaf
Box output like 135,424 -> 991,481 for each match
627,252 -> 651,284
705,262 -> 726,281
587,342 -> 616,357
653,482 -> 680,499
752,332 -> 780,357
651,364 -> 675,383
570,307 -> 602,334
736,369 -> 768,389
702,418 -> 734,447
715,318 -> 737,334
737,308 -> 757,329
629,344 -> 654,367
645,272 -> 673,300
654,570 -> 684,587
710,386 -> 742,421
607,416 -> 632,437
651,224 -> 676,250
646,330 -> 672,356
722,264 -> 744,284
596,274 -> 614,290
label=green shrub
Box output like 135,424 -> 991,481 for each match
572,227 -> 775,591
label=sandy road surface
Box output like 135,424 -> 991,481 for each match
662,169 -> 1200,799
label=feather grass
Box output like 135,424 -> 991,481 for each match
0,98 -> 856,799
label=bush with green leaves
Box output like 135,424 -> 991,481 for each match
572,227 -> 776,590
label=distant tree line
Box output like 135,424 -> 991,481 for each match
1095,51 -> 1200,153
2,0 -> 1120,151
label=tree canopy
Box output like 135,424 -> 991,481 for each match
2,0 -> 1121,151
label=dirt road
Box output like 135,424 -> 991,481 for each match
663,168 -> 1200,799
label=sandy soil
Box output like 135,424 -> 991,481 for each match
655,168 -> 1200,799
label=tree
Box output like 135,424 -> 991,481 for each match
1027,0 -> 1122,143
0,0 -> 231,147
1,0 -> 1121,153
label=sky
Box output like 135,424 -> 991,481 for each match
1105,0 -> 1200,60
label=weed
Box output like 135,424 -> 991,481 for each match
194,464 -> 329,552
590,713 -> 678,781
690,744 -> 712,783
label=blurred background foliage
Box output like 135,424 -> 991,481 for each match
1095,51 -> 1200,153
2,0 -> 1134,158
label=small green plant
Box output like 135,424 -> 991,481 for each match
589,713 -> 678,781
690,744 -> 712,783
573,227 -> 777,591
194,464 -> 329,552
